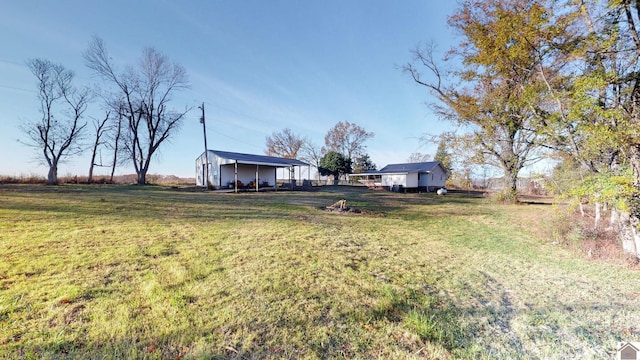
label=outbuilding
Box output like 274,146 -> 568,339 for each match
350,161 -> 447,192
196,150 -> 309,191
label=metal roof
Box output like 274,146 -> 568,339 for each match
349,161 -> 440,176
349,162 -> 444,177
377,161 -> 442,174
206,150 -> 308,167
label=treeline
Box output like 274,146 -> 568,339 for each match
263,121 -> 377,181
405,0 -> 640,258
0,174 -> 195,186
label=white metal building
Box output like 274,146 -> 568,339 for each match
350,161 -> 447,192
195,150 -> 308,191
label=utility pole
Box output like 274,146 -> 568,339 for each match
199,102 -> 211,189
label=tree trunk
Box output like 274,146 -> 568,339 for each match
132,147 -> 146,185
47,163 -> 58,185
620,147 -> 640,258
594,202 -> 601,229
109,161 -> 117,183
110,115 -> 122,183
501,171 -> 518,202
610,207 -> 619,228
619,211 -> 640,257
88,149 -> 97,184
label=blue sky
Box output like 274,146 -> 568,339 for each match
0,1 -> 459,178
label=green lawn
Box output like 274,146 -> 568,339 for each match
0,185 -> 638,359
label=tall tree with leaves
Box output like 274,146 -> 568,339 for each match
528,0 -> 620,175
324,121 -> 374,164
432,138 -> 451,173
318,151 -> 352,181
84,36 -> 190,185
572,0 -> 640,254
404,0 -> 552,201
19,59 -> 90,185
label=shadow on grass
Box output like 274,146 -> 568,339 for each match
5,275 -> 627,359
6,288 -> 466,359
0,184 -> 422,222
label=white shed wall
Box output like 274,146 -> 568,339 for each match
429,166 -> 447,188
406,173 -> 419,188
417,167 -> 446,189
196,152 -> 218,187
372,162 -> 448,192
377,169 -> 446,190
382,174 -> 407,187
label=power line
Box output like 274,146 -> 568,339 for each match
205,127 -> 263,150
0,84 -> 35,94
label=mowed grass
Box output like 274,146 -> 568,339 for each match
1,185 -> 639,359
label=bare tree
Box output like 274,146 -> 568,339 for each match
300,141 -> 323,181
265,128 -> 307,180
109,109 -> 124,183
84,36 -> 190,185
19,59 -> 90,185
323,121 -> 374,164
265,128 -> 305,159
407,152 -> 431,163
88,111 -> 110,183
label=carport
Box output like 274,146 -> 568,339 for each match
196,150 -> 309,192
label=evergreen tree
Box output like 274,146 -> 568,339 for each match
433,138 -> 452,174
318,151 -> 352,180
353,154 -> 377,173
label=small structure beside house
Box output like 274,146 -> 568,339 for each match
195,150 -> 308,191
350,161 -> 447,192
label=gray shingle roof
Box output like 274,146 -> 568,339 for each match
377,161 -> 441,174
208,150 -> 308,167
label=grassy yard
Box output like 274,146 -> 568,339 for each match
0,185 -> 639,359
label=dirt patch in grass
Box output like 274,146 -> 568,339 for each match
324,199 -> 383,216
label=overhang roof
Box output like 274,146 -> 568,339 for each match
206,150 -> 308,167
351,161 -> 443,176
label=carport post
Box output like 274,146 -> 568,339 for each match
234,161 -> 238,193
255,165 -> 259,192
